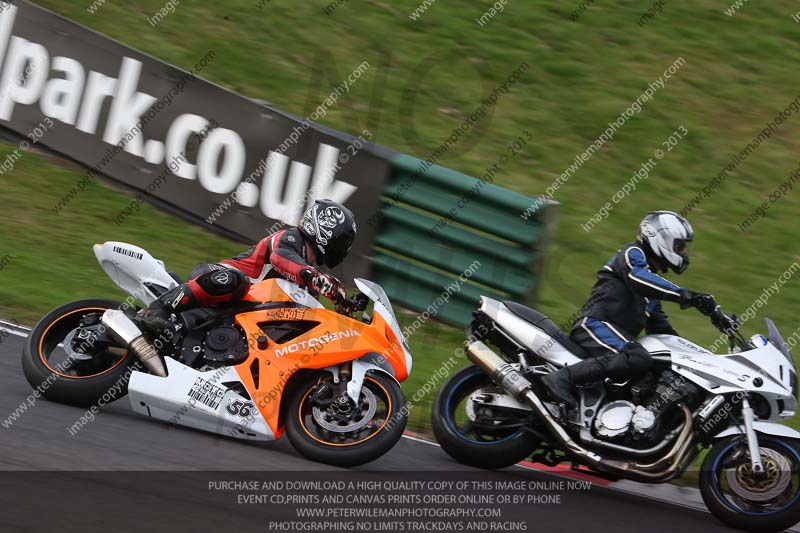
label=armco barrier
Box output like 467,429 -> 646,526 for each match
371,154 -> 557,326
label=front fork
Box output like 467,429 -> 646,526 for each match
324,360 -> 387,404
741,395 -> 765,474
312,361 -> 356,409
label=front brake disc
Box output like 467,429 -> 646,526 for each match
726,448 -> 792,502
312,387 -> 378,433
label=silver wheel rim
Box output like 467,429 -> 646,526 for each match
465,386 -> 496,422
312,387 -> 377,433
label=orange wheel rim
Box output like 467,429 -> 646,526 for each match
298,376 -> 393,447
38,307 -> 129,379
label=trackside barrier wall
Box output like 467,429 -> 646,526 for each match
371,154 -> 557,327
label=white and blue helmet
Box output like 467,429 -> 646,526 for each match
638,211 -> 694,274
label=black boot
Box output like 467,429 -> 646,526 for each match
541,367 -> 579,409
141,284 -> 195,334
541,357 -> 610,409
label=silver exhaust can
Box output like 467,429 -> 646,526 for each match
101,309 -> 167,377
466,340 -> 533,398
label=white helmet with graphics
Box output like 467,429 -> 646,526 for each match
299,199 -> 357,268
638,210 -> 693,274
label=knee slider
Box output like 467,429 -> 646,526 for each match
197,269 -> 248,296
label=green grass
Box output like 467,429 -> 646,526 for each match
5,1 -> 800,434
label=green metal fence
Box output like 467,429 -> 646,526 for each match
370,154 -> 557,327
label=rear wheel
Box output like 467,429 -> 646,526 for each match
701,435 -> 800,533
285,371 -> 406,467
432,365 -> 538,469
21,299 -> 137,407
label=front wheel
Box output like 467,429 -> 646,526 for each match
21,299 -> 137,407
431,365 -> 539,469
285,371 -> 407,467
700,435 -> 800,533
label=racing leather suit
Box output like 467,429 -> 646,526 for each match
569,242 -> 686,378
146,227 -> 335,319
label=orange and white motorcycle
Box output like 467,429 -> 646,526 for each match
22,242 -> 412,466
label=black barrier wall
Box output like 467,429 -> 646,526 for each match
0,1 -> 388,278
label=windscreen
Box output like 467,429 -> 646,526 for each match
354,278 -> 412,373
765,317 -> 795,368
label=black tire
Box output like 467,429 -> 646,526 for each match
432,365 -> 538,469
285,371 -> 407,467
21,299 -> 138,407
700,435 -> 800,533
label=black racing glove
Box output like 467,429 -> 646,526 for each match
679,289 -> 717,316
695,293 -> 718,316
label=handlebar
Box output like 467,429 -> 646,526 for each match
334,292 -> 369,318
710,307 -> 735,330
710,306 -> 752,352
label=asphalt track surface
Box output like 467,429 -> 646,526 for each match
0,329 -> 746,533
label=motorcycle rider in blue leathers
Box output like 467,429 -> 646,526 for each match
542,211 -> 719,409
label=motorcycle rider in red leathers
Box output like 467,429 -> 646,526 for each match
142,199 -> 357,328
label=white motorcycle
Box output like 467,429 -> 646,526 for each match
432,296 -> 800,532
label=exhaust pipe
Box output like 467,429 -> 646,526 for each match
466,340 -> 604,463
466,340 -> 693,481
101,310 -> 167,377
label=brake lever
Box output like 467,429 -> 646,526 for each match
334,297 -> 355,318
353,292 -> 369,312
711,308 -> 734,334
335,292 -> 369,319
712,310 -> 751,353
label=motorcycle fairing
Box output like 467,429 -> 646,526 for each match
714,420 -> 800,440
93,241 -> 178,305
243,278 -> 325,309
231,278 -> 410,439
129,357 -> 275,441
639,335 -> 795,400
94,241 -> 411,441
478,297 -> 582,367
